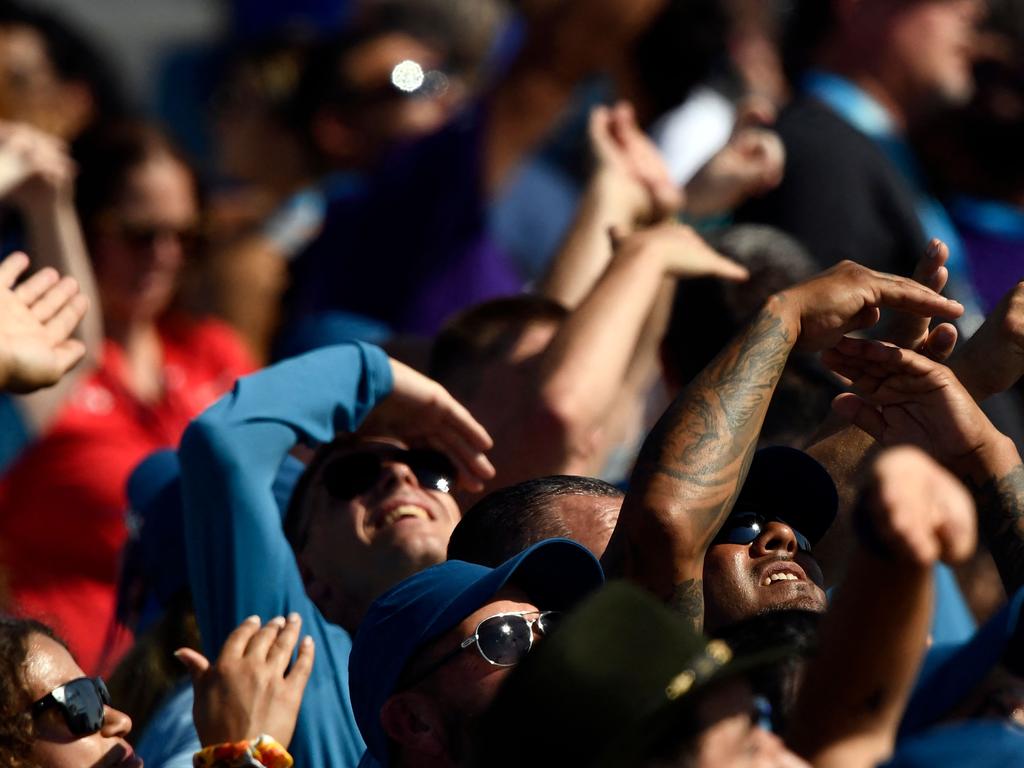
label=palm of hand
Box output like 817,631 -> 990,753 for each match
866,374 -> 987,464
0,288 -> 65,392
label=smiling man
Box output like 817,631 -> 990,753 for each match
179,341 -> 494,768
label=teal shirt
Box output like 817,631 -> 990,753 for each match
180,342 -> 394,768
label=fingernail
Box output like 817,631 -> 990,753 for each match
271,615 -> 286,627
288,612 -> 301,624
245,615 -> 260,624
302,636 -> 314,647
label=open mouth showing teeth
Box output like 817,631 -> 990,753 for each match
379,504 -> 430,528
762,572 -> 800,586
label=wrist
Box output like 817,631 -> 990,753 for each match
957,432 -> 1020,484
764,292 -> 802,341
589,168 -> 648,227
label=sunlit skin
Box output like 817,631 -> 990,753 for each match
90,154 -> 198,332
299,438 -> 463,628
702,521 -> 827,633
24,634 -> 141,768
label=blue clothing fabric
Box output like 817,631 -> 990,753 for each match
930,563 -> 976,645
0,395 -> 29,476
281,108 -> 523,343
180,342 -> 394,768
135,682 -> 197,768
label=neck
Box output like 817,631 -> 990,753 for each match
105,317 -> 164,401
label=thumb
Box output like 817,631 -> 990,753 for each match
704,253 -> 750,282
174,647 -> 211,682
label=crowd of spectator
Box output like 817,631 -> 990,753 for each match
1,0 -> 1024,766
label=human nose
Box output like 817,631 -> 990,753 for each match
750,521 -> 798,557
374,460 -> 419,494
100,705 -> 132,738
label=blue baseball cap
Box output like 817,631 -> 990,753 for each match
349,538 -> 605,765
900,585 -> 1024,737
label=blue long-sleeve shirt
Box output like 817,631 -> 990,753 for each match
180,342 -> 393,768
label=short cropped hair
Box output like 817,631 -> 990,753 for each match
429,296 -> 568,397
448,475 -> 624,567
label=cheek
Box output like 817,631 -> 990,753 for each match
32,736 -> 105,768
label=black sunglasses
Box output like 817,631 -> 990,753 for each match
403,611 -> 561,689
31,677 -> 111,736
322,447 -> 457,500
712,512 -> 814,554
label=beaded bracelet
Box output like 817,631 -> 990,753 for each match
193,734 -> 294,768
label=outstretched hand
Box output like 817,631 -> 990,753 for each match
177,614 -> 315,748
777,260 -> 964,352
359,359 -> 496,492
859,447 -> 976,567
589,102 -> 683,223
880,239 -> 958,361
610,221 -> 749,282
0,251 -> 88,393
822,337 -> 997,470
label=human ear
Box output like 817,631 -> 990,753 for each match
380,691 -> 448,759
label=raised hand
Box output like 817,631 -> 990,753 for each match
880,239 -> 958,360
0,251 -> 88,393
950,279 -> 1024,401
176,614 -> 315,748
776,260 -> 964,352
859,447 -> 976,567
609,220 -> 749,282
358,359 -> 495,492
0,122 -> 74,208
684,125 -> 785,218
589,102 -> 683,223
822,337 -> 998,469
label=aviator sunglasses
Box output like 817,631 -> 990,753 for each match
322,447 -> 457,500
712,512 -> 814,554
404,611 -> 561,688
31,676 -> 111,736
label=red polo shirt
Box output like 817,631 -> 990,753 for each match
0,315 -> 254,673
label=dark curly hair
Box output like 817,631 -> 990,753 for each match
0,616 -> 63,768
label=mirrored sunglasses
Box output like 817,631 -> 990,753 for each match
322,447 -> 457,500
405,610 -> 560,688
31,676 -> 111,737
712,512 -> 813,554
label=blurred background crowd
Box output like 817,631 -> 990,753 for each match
1,0 -> 1024,766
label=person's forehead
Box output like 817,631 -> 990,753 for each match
326,435 -> 410,459
23,634 -> 83,702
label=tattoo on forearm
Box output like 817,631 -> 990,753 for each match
968,464 -> 1024,593
636,304 -> 793,528
671,579 -> 704,632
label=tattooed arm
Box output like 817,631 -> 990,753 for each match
963,443 -> 1024,594
824,337 -> 1024,594
604,261 -> 964,628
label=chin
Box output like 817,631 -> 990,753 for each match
760,584 -> 828,616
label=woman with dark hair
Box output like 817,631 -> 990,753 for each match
0,123 -> 255,675
0,616 -> 137,767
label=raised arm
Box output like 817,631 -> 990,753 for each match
605,260 -> 964,627
180,342 -> 396,654
0,124 -> 102,428
787,447 -> 976,768
823,337 -> 1024,595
